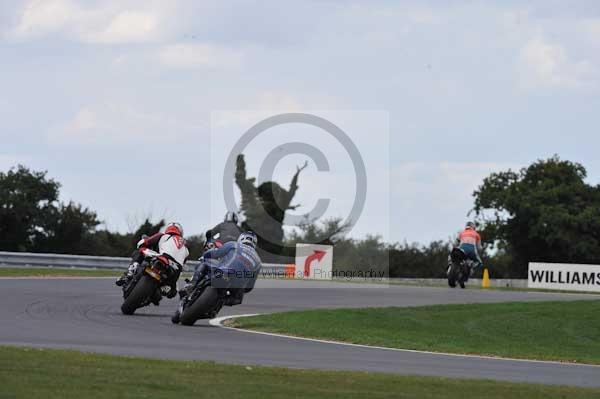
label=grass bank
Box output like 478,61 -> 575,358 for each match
0,346 -> 598,398
230,300 -> 600,364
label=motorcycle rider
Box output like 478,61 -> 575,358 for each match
457,221 -> 484,274
205,211 -> 242,243
116,222 -> 189,298
181,231 -> 261,306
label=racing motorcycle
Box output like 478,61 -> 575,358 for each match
172,259 -> 258,326
120,247 -> 182,315
447,247 -> 475,289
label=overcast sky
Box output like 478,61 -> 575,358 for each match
2,1 -> 600,244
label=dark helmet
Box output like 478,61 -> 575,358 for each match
224,211 -> 239,224
465,221 -> 476,230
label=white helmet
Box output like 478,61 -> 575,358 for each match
238,231 -> 257,248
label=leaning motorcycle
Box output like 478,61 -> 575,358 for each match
447,247 -> 474,289
173,261 -> 258,326
120,248 -> 181,315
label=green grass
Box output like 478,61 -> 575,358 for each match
231,300 -> 600,364
0,346 -> 598,399
0,267 -> 120,277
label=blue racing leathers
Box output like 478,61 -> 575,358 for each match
458,243 -> 483,270
201,241 -> 262,290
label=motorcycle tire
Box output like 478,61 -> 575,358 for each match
180,287 -> 220,326
447,265 -> 457,288
171,310 -> 181,324
121,275 -> 158,315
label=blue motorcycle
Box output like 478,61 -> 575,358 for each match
172,259 -> 259,326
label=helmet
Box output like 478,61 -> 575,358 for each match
164,222 -> 184,237
203,240 -> 223,251
238,231 -> 257,248
224,211 -> 239,224
465,221 -> 476,230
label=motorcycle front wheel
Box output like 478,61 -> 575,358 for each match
180,287 -> 220,326
447,265 -> 457,288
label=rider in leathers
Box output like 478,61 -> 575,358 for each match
116,222 -> 189,298
205,211 -> 242,243
449,221 -> 483,277
183,231 -> 261,306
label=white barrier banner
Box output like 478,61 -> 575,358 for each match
528,262 -> 600,292
295,244 -> 333,280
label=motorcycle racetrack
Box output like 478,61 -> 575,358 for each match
1,277 -> 599,388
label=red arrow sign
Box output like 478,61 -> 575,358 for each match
304,250 -> 326,277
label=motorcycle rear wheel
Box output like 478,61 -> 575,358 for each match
121,275 -> 157,315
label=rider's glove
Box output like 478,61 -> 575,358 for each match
166,286 -> 177,299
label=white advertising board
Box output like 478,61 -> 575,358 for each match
295,244 -> 333,280
528,262 -> 600,292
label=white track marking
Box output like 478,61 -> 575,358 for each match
210,313 -> 600,368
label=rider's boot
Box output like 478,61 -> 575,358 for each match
115,262 -> 139,286
150,288 -> 161,306
161,285 -> 178,298
178,278 -> 193,299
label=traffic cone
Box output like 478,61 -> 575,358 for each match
482,268 -> 490,288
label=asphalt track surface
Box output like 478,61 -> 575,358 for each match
1,278 -> 599,387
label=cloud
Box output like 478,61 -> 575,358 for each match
87,10 -> 159,43
392,161 -> 519,243
49,103 -> 206,145
157,43 -> 243,69
11,0 -> 80,38
582,18 -> 600,45
10,0 -> 168,43
517,37 -> 598,90
211,91 -> 339,128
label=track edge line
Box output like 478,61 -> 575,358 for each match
209,313 -> 600,368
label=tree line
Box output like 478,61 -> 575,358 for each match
2,155 -> 598,278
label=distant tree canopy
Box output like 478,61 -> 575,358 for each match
3,156 -> 598,279
0,165 -> 61,251
472,156 -> 600,277
0,165 -> 179,257
0,165 -> 100,253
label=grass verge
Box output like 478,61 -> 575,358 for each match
0,346 -> 598,399
230,300 -> 600,364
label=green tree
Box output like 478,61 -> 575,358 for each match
472,156 -> 600,277
0,165 -> 61,251
0,165 -> 104,254
130,219 -> 165,248
39,202 -> 100,254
